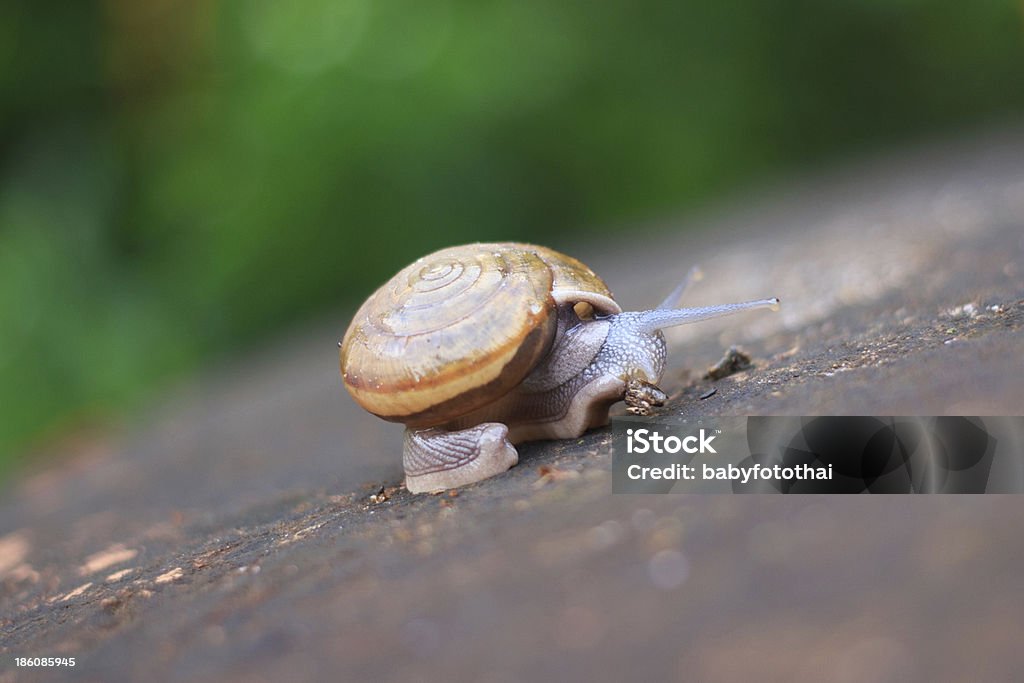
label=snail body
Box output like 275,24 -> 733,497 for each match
340,242 -> 778,493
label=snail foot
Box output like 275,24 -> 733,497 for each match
403,423 -> 519,493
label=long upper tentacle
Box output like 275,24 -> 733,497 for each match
656,266 -> 704,309
638,298 -> 780,333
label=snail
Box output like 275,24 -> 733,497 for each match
339,243 -> 778,493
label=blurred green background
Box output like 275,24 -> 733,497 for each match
1,0 -> 1023,474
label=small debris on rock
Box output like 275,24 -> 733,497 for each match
155,567 -> 184,585
945,302 -> 979,319
699,387 -> 717,400
368,486 -> 400,504
705,346 -> 752,380
100,596 -> 124,613
533,465 -> 581,488
777,345 -> 801,360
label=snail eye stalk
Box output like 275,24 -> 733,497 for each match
637,298 -> 780,333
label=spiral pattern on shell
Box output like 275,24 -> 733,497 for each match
340,244 -> 559,426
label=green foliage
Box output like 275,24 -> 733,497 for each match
2,0 -> 1023,469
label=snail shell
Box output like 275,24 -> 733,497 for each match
340,243 -> 620,427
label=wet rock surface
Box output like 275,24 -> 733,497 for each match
3,128 -> 1024,681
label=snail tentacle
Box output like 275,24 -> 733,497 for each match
656,265 -> 704,310
636,298 -> 780,334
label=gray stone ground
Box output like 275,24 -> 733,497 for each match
2,127 -> 1024,682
